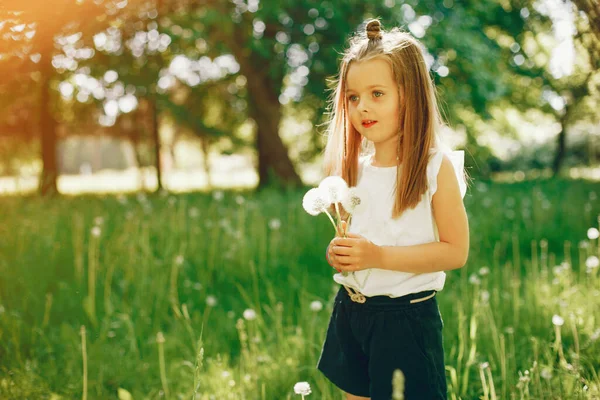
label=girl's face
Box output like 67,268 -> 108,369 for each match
345,57 -> 401,145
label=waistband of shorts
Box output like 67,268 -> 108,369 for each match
339,285 -> 436,308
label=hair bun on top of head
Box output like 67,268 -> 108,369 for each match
365,19 -> 382,40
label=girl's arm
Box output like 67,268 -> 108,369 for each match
376,155 -> 469,273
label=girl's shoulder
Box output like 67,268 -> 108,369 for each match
427,148 -> 467,199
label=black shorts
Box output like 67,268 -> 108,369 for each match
317,285 -> 447,400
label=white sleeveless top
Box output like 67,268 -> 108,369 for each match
332,148 -> 467,298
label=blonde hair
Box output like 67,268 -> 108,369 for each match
321,19 -> 451,219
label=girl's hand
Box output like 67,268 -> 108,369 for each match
329,225 -> 381,273
326,220 -> 347,272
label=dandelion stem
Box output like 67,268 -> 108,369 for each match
80,325 -> 87,400
157,332 -> 169,398
323,209 -> 339,236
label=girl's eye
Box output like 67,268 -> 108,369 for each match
373,91 -> 383,97
348,95 -> 358,102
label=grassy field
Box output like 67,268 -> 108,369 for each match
0,177 -> 599,399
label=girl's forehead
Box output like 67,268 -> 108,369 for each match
346,58 -> 395,90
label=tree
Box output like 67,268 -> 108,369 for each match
0,0 -> 145,195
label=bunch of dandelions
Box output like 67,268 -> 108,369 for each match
302,176 -> 364,237
293,381 -> 311,399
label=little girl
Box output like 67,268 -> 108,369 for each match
316,19 -> 469,400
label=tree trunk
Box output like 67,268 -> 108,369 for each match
227,24 -> 303,190
38,30 -> 58,196
552,105 -> 570,177
149,98 -> 163,192
199,135 -> 212,189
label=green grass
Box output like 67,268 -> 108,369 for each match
0,178 -> 599,399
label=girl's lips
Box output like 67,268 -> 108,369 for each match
362,121 -> 378,128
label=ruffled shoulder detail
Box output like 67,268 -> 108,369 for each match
427,149 -> 467,199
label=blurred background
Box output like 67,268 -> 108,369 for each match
0,0 -> 598,196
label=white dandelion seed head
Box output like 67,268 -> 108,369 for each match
481,290 -> 490,303
318,175 -> 349,204
586,256 -> 599,270
235,195 -> 245,205
213,190 -> 224,201
469,274 -> 481,285
189,207 -> 199,218
552,314 -> 564,326
206,295 -> 217,307
302,187 -> 330,216
480,362 -> 489,369
587,228 -> 600,240
293,381 -> 312,396
478,266 -> 490,276
243,308 -> 256,321
91,226 -> 101,237
540,367 -> 553,380
174,255 -> 184,265
310,300 -> 323,312
341,186 -> 365,215
269,218 -> 281,230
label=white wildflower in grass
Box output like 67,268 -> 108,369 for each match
235,195 -> 245,205
540,367 -> 553,380
478,266 -> 490,276
552,314 -> 564,326
591,328 -> 600,341
586,256 -> 599,272
174,255 -> 184,266
213,190 -> 224,201
469,274 -> 481,285
293,381 -> 311,398
587,227 -> 600,240
481,290 -> 490,303
91,226 -> 101,237
310,300 -> 323,312
269,218 -> 281,230
94,216 -> 104,226
480,362 -> 489,369
206,295 -> 217,307
243,309 -> 256,321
